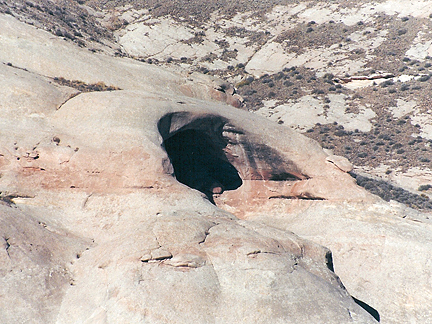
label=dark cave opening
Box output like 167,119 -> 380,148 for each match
162,128 -> 242,203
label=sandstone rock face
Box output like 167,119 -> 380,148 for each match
0,12 -> 430,324
0,204 -> 91,324
237,200 -> 432,324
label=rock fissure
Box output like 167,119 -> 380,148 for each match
82,193 -> 93,209
0,193 -> 35,206
3,237 -> 11,258
56,92 -> 81,111
268,195 -> 326,200
198,222 -> 219,245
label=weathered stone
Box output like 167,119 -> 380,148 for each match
1,10 -> 431,324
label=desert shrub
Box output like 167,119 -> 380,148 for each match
319,127 -> 330,134
199,67 -> 209,74
401,84 -> 410,91
381,80 -> 394,87
398,29 -> 407,36
243,90 -> 256,95
397,149 -> 405,154
418,75 -> 430,82
274,72 -> 285,80
236,77 -> 254,88
351,173 -> 432,209
358,152 -> 368,158
418,184 -> 432,191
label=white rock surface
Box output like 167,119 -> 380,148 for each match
258,94 -> 376,132
241,200 -> 432,324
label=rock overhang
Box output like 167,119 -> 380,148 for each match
0,81 -> 375,205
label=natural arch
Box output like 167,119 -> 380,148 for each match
158,112 -> 308,205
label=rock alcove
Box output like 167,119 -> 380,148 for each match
158,112 -> 307,204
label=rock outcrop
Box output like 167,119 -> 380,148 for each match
0,11 -> 431,324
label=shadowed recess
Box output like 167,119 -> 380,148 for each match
158,113 -> 242,202
353,297 -> 380,322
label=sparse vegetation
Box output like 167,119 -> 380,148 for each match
418,184 -> 432,191
351,173 -> 432,209
53,77 -> 121,92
